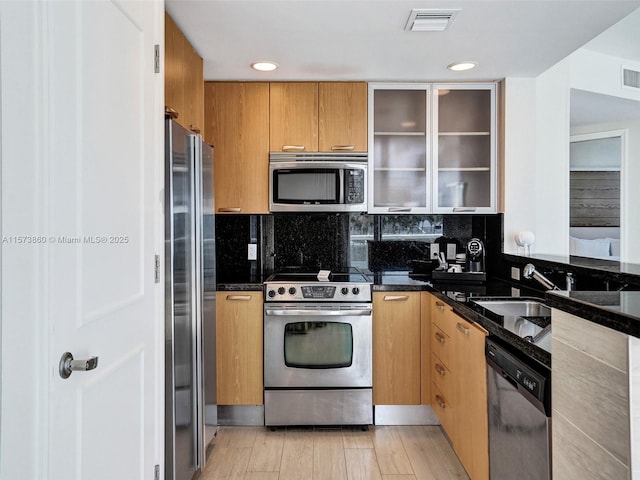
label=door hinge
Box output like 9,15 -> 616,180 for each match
154,254 -> 160,283
154,464 -> 160,480
154,44 -> 160,73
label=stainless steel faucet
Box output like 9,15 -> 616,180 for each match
523,264 -> 560,291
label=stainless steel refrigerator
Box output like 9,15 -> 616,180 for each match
165,118 -> 216,480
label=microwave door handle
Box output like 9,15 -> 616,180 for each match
338,169 -> 345,204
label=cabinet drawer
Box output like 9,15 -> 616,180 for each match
431,323 -> 453,367
431,352 -> 453,398
432,382 -> 455,440
431,297 -> 454,336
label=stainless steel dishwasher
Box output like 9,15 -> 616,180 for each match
486,337 -> 551,480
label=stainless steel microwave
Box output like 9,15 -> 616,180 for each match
269,152 -> 368,212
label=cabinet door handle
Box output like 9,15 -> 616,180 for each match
282,145 -> 305,151
434,332 -> 446,344
435,301 -> 446,312
218,207 -> 242,213
226,295 -> 252,301
387,207 -> 412,212
452,207 -> 476,212
456,322 -> 470,335
165,106 -> 179,119
383,295 -> 409,301
435,395 -> 446,409
434,363 -> 446,376
331,145 -> 355,151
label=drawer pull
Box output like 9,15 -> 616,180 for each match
226,295 -> 252,301
282,145 -> 305,151
387,207 -> 412,212
218,207 -> 242,213
456,322 -> 470,335
435,395 -> 446,409
435,301 -> 446,312
383,295 -> 409,301
331,145 -> 355,151
434,363 -> 446,376
434,332 -> 446,344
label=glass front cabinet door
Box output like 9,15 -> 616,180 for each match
368,84 -> 431,213
368,83 -> 497,214
432,84 -> 497,213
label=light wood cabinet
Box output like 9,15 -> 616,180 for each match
319,82 -> 368,152
216,292 -> 263,405
420,292 -> 432,404
453,315 -> 489,480
204,82 -> 270,214
373,292 -> 421,405
164,13 -> 204,135
270,82 -> 318,153
429,293 -> 488,480
270,82 -> 367,153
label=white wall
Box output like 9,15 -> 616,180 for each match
503,47 -> 640,262
502,59 -> 571,256
502,78 -> 537,254
570,49 -> 640,264
534,59 -> 571,255
571,49 -> 640,102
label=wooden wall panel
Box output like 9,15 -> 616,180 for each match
570,171 -> 620,227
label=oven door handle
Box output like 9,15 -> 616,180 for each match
265,308 -> 372,316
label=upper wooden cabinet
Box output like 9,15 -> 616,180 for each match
270,82 -> 318,152
164,13 -> 204,135
270,82 -> 367,153
319,82 -> 368,152
204,82 -> 270,214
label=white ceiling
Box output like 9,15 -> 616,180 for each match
165,0 -> 640,82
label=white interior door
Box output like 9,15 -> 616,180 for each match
44,1 -> 163,479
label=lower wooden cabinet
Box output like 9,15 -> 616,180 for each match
428,293 -> 489,480
216,291 -> 263,405
373,292 -> 421,405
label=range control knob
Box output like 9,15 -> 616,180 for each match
268,290 -> 276,298
352,287 -> 360,295
277,287 -> 285,295
341,287 -> 349,295
288,287 -> 297,295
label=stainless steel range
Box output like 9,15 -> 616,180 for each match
263,270 -> 373,426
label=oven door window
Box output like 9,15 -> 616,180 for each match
273,169 -> 340,204
284,322 -> 353,368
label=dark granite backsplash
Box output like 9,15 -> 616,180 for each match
216,213 -> 504,281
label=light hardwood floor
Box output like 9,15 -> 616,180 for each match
201,425 -> 469,480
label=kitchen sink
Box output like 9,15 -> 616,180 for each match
471,299 -> 551,318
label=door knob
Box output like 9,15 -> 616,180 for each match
59,352 -> 99,379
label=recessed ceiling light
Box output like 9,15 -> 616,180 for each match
447,61 -> 477,72
251,61 -> 278,72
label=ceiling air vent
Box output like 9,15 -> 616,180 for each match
622,67 -> 640,89
404,8 -> 461,32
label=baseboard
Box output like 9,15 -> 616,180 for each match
374,405 -> 440,425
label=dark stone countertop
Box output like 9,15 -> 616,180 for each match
217,274 -> 265,292
546,290 -> 640,338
